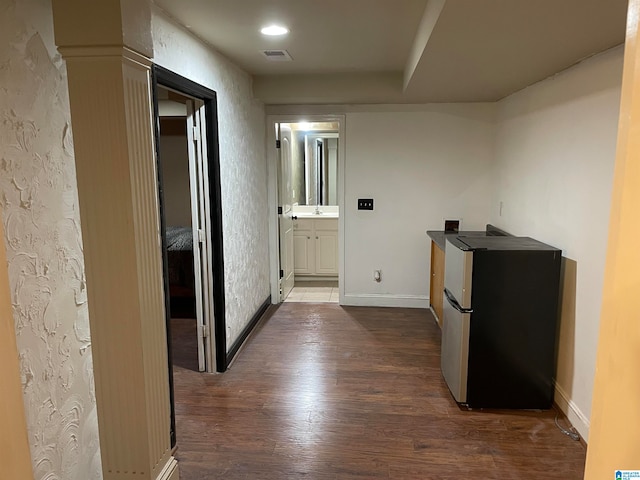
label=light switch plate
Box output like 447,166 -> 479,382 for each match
358,198 -> 374,210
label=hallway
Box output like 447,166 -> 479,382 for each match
170,304 -> 586,479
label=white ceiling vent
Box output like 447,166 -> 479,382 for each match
262,49 -> 293,62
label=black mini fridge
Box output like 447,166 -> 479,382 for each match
440,235 -> 562,409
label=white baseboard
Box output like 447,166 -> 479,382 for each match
554,383 -> 590,441
295,276 -> 338,282
341,293 -> 429,309
157,457 -> 179,480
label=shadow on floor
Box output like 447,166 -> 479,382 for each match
169,317 -> 199,371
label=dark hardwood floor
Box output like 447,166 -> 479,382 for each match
170,304 -> 586,479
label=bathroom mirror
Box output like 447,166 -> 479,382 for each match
281,122 -> 339,206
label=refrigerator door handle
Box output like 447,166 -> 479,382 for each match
444,288 -> 473,314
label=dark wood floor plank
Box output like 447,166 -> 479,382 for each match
170,303 -> 586,479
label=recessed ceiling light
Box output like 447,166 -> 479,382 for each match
261,25 -> 289,36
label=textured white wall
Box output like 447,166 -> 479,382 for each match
491,46 -> 623,439
343,105 -> 495,306
0,0 -> 102,478
151,8 -> 270,348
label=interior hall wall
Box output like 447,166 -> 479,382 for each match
151,7 -> 270,348
343,104 -> 496,307
491,46 -> 624,439
0,0 -> 102,478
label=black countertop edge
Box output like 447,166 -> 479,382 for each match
427,224 -> 511,251
427,231 -> 485,251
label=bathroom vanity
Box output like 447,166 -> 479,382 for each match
293,216 -> 338,279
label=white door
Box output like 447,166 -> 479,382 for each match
278,124 -> 295,300
186,99 -> 215,372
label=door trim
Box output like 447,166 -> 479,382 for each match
266,114 -> 346,304
184,99 -> 207,371
152,65 -> 227,371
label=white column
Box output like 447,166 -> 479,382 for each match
51,2 -> 178,479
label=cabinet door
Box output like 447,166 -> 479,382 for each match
315,230 -> 338,275
294,232 -> 313,274
430,241 -> 445,327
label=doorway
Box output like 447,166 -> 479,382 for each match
157,85 -> 213,373
269,117 -> 345,304
152,66 -> 228,447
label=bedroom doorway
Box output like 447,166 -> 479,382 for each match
157,86 -> 213,373
153,66 -> 227,447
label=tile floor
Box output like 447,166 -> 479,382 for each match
283,281 -> 339,303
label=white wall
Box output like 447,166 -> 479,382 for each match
267,105 -> 495,307
0,0 -> 101,478
491,46 -> 623,439
152,8 -> 270,348
159,134 -> 192,227
343,105 -> 496,306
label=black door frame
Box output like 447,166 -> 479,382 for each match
151,65 -> 228,446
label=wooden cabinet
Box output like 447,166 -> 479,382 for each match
430,241 -> 445,327
294,218 -> 338,277
293,230 -> 313,274
315,230 -> 338,274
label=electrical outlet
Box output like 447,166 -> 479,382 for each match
374,269 -> 382,282
443,217 -> 462,232
444,219 -> 459,233
358,198 -> 374,210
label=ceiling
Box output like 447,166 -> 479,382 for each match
153,0 -> 629,104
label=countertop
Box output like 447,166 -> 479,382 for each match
427,225 -> 511,250
426,230 -> 487,251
